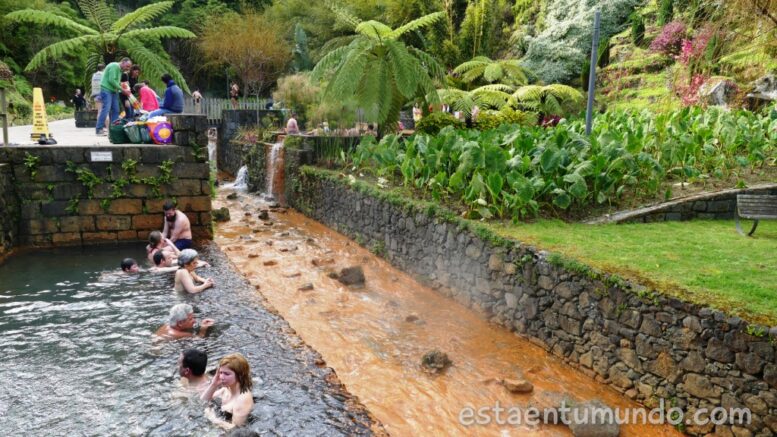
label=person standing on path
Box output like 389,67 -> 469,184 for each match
192,89 -> 203,114
96,57 -> 132,135
91,63 -> 108,131
71,89 -> 86,111
229,82 -> 239,109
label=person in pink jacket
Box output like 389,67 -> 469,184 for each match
134,83 -> 160,112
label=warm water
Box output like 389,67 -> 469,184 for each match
214,190 -> 683,437
0,244 -> 374,435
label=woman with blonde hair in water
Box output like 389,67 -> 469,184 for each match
201,353 -> 254,429
174,249 -> 213,293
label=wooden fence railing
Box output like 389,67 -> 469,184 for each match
0,88 -> 7,146
183,97 -> 272,126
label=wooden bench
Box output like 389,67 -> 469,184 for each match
736,194 -> 777,236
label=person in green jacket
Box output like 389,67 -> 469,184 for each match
96,57 -> 132,135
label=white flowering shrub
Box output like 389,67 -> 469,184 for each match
520,0 -> 643,84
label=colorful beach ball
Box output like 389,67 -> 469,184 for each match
151,122 -> 173,144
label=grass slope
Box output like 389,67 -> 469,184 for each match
490,219 -> 777,325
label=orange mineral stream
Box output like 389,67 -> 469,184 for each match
214,189 -> 681,437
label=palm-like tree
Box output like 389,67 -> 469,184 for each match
453,56 -> 529,87
5,0 -> 195,92
437,83 -> 583,117
311,4 -> 446,128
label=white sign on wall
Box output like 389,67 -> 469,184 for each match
90,151 -> 113,162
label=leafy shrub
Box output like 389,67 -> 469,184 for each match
630,12 -> 645,46
352,107 -> 777,220
500,108 -> 537,126
658,0 -> 673,25
649,21 -> 686,55
416,112 -> 465,135
474,111 -> 503,131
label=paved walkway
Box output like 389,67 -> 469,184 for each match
5,118 -> 111,146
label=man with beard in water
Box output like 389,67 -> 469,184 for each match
161,200 -> 193,250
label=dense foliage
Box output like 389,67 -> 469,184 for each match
352,106 -> 777,220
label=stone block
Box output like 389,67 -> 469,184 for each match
683,373 -> 722,399
122,147 -> 142,162
184,211 -> 200,225
52,183 -> 84,200
176,196 -> 211,212
132,214 -> 162,230
21,202 -> 42,219
52,232 -> 82,245
107,199 -> 143,215
51,148 -> 84,164
41,201 -> 69,217
96,215 -> 131,231
172,163 -> 210,179
160,179 -> 202,196
82,231 -> 118,243
36,165 -> 73,182
59,216 -> 96,232
22,218 -> 59,235
199,212 -> 212,225
168,114 -> 207,132
79,199 -> 103,215
117,230 -> 139,240
126,184 -> 152,197
140,146 -> 185,164
135,164 -> 161,179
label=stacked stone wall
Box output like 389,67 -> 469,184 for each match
0,144 -> 212,247
0,163 -> 19,260
217,109 -> 283,175
291,168 -> 777,436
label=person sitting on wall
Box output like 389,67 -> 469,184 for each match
201,353 -> 255,429
364,123 -> 377,137
146,231 -> 180,263
148,73 -> 184,118
156,303 -> 214,339
134,82 -> 159,112
120,258 -> 140,273
162,201 -> 193,250
175,249 -> 214,293
285,113 -> 299,135
178,348 -> 210,392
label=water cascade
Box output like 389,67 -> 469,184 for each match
263,141 -> 285,203
231,165 -> 249,190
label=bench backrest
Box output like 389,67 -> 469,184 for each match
737,194 -> 777,219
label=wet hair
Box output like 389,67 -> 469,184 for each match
152,250 -> 166,266
120,258 -> 137,272
181,348 -> 207,376
163,200 -> 176,211
148,230 -> 163,248
219,353 -> 253,393
177,249 -> 198,267
168,303 -> 193,326
225,429 -> 260,437
161,73 -> 173,84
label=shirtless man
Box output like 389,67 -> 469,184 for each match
155,303 -> 214,339
162,201 -> 193,250
150,249 -> 209,273
178,348 -> 210,392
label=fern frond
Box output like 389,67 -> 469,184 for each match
25,35 -> 100,71
511,85 -> 544,102
483,63 -> 503,82
314,35 -> 356,61
83,51 -> 103,86
388,11 -> 445,39
543,84 -> 583,102
438,88 -> 474,115
358,57 -> 384,121
112,1 -> 173,34
326,46 -> 369,101
325,0 -> 361,29
471,89 -> 511,109
453,56 -> 489,75
5,9 -> 98,35
311,44 -> 353,81
121,39 -> 189,93
121,26 -> 196,41
407,46 -> 445,82
77,0 -> 112,33
355,20 -> 393,40
472,84 -> 515,93
385,40 -> 418,99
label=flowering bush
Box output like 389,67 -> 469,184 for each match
676,74 -> 707,106
678,26 -> 715,66
649,21 -> 687,55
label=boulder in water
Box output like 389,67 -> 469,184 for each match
263,260 -> 277,266
336,266 -> 365,286
298,283 -> 314,291
226,192 -> 238,200
502,378 -> 534,394
257,210 -> 270,220
212,207 -> 230,222
312,258 -> 335,267
421,350 -> 452,373
263,221 -> 273,226
566,400 -> 620,437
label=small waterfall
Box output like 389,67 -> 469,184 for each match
263,141 -> 285,203
231,165 -> 249,189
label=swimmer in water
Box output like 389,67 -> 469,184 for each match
120,258 -> 139,273
150,249 -> 210,273
202,353 -> 254,429
178,348 -> 210,392
155,303 -> 214,340
174,249 -> 214,293
146,231 -> 179,263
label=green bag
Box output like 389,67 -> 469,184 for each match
109,120 -> 130,144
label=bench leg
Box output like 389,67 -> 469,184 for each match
748,219 -> 759,237
736,214 -> 746,236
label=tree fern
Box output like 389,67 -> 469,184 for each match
5,0 -> 194,92
388,11 -> 445,39
510,84 -> 582,115
111,1 -> 174,34
454,56 -> 529,86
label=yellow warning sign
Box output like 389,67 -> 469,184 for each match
30,87 -> 51,141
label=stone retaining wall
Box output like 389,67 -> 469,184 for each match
217,109 -> 283,175
0,163 -> 18,260
291,168 -> 777,437
590,184 -> 777,224
0,144 -> 212,247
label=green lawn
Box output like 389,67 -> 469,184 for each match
489,220 -> 777,325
